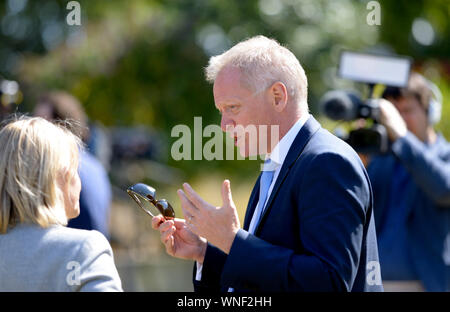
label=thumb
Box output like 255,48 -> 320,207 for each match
221,179 -> 234,206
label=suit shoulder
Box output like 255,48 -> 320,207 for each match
299,128 -> 363,167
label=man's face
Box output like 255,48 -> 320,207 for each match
386,95 -> 428,139
213,67 -> 274,157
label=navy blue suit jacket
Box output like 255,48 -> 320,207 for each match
194,116 -> 383,292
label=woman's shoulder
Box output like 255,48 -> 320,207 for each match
49,224 -> 106,239
7,223 -> 112,254
45,225 -> 111,251
1,224 -> 114,269
41,226 -> 115,270
0,224 -> 121,292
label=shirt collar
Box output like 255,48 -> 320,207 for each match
266,113 -> 310,170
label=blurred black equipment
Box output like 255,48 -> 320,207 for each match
319,51 -> 412,154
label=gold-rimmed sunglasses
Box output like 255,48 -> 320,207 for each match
126,183 -> 175,220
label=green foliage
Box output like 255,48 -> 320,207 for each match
1,0 -> 449,178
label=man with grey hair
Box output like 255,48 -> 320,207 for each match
152,35 -> 383,292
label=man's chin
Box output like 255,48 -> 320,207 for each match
237,145 -> 261,159
237,147 -> 248,158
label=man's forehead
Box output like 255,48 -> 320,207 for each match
389,94 -> 422,109
213,66 -> 244,93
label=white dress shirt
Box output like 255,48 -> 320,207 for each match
196,114 -> 311,282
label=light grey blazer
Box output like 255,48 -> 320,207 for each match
0,223 -> 123,292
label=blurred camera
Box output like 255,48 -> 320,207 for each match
319,90 -> 387,154
319,51 -> 412,154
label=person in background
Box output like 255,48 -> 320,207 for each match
0,116 -> 122,291
34,91 -> 112,239
367,73 -> 450,291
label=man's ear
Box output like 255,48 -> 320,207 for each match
269,82 -> 288,112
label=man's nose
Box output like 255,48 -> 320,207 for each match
221,116 -> 235,132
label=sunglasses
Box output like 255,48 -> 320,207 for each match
126,183 -> 175,220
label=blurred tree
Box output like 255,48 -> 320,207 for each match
1,0 -> 449,178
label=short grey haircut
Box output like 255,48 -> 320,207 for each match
205,35 -> 308,110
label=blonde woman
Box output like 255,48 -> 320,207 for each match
0,116 -> 122,291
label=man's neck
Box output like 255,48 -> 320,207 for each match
278,107 -> 306,141
267,111 -> 307,155
426,128 -> 437,144
278,118 -> 300,141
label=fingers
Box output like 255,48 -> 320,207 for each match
151,215 -> 165,229
378,99 -> 398,117
159,219 -> 187,257
159,220 -> 176,256
221,179 -> 233,206
181,208 -> 192,223
181,206 -> 195,231
177,188 -> 198,218
173,218 -> 186,229
376,99 -> 407,139
161,224 -> 176,244
158,219 -> 174,232
183,217 -> 198,236
154,219 -> 175,242
182,183 -> 207,209
165,235 -> 175,256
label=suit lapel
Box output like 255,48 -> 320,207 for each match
254,116 -> 322,235
243,175 -> 261,230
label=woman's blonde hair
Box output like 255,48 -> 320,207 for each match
0,116 -> 82,233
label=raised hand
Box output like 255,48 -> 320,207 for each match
151,216 -> 207,263
177,180 -> 241,254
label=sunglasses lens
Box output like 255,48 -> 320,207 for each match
128,183 -> 156,201
156,200 -> 175,219
128,191 -> 161,217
